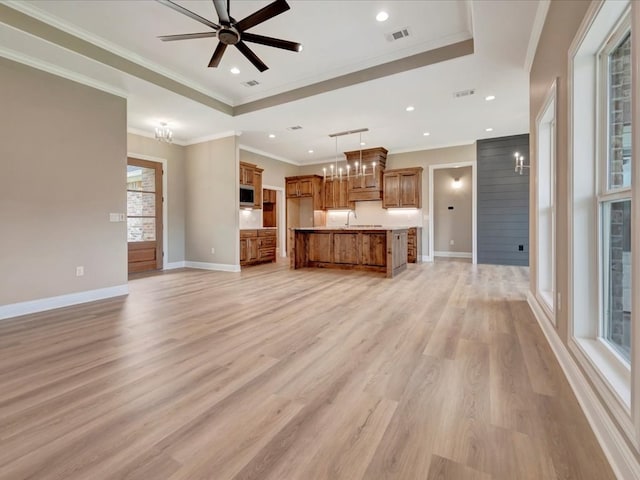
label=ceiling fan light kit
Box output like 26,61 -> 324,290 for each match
157,0 -> 302,72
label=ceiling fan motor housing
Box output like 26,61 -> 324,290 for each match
218,26 -> 240,45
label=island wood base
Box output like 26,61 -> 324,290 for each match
290,227 -> 408,278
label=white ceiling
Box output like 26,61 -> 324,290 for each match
0,0 -> 541,165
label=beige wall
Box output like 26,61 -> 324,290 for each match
240,149 -> 299,188
185,135 -> 238,266
0,58 -> 127,305
434,167 -> 472,253
530,0 -> 591,342
127,133 -> 186,264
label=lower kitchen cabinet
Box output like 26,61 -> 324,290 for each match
240,229 -> 277,266
407,227 -> 422,263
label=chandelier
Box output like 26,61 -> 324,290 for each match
155,122 -> 173,143
322,128 -> 377,182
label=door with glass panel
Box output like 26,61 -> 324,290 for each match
127,158 -> 163,273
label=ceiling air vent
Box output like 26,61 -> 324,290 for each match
242,80 -> 260,87
386,27 -> 410,42
287,125 -> 303,131
453,88 -> 476,98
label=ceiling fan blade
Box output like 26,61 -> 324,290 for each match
208,42 -> 228,67
242,32 -> 301,52
159,32 -> 217,42
156,0 -> 219,29
212,0 -> 230,24
236,41 -> 268,72
236,0 -> 290,32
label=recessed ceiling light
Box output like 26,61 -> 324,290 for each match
485,95 -> 495,101
423,132 -> 430,136
360,142 -> 366,146
376,11 -> 389,22
405,105 -> 415,112
230,67 -> 240,75
485,127 -> 493,132
308,149 -> 314,153
268,133 -> 276,138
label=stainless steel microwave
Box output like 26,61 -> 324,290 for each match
240,185 -> 255,207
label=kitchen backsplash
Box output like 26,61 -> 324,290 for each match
240,209 -> 262,229
326,201 -> 424,227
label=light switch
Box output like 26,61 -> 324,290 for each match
109,213 -> 119,222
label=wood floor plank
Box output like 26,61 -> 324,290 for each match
0,261 -> 616,480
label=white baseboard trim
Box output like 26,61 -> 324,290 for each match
184,261 -> 241,273
0,284 -> 129,321
165,261 -> 186,270
423,255 -> 433,263
434,251 -> 472,258
527,291 -> 640,480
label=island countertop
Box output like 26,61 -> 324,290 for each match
289,226 -> 408,278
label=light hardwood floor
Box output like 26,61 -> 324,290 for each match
0,260 -> 615,479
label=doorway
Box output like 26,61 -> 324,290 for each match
127,158 -> 163,273
428,162 -> 477,263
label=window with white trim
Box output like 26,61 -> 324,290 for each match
570,0 -> 635,435
536,82 -> 556,318
599,25 -> 632,361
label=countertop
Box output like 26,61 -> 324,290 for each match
292,226 -> 409,231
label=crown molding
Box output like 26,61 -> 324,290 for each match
2,0 -> 234,106
127,128 -> 188,146
0,45 -> 128,98
238,144 -> 300,166
185,131 -> 239,146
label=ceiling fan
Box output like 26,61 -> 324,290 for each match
156,0 -> 302,72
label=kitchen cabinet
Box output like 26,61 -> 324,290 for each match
285,175 -> 323,210
345,147 -> 387,201
382,167 -> 422,208
407,227 -> 422,263
323,178 -> 355,210
263,188 -> 277,204
239,162 -> 263,208
240,229 -> 276,266
253,170 -> 263,208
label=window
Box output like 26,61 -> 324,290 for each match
536,81 -> 556,318
599,23 -> 632,363
569,0 -> 636,440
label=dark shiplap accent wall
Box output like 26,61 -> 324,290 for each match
477,134 -> 530,266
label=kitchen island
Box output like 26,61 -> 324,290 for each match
289,226 -> 408,278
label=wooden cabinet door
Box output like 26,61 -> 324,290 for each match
240,239 -> 247,263
323,179 -> 335,209
248,238 -> 259,261
361,233 -> 386,266
253,171 -> 262,207
337,179 -> 351,209
298,179 -> 313,197
286,180 -> 298,198
400,173 -> 419,207
383,173 -> 400,208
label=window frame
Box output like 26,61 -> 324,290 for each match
535,79 -> 558,322
596,15 -> 633,363
568,0 -> 638,448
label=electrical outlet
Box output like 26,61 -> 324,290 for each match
449,239 -> 454,246
211,248 -> 215,254
76,266 -> 84,277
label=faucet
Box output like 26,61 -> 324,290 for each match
346,210 -> 357,227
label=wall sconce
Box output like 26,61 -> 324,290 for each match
514,152 -> 529,175
452,178 -> 462,189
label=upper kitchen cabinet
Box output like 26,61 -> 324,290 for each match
239,161 -> 263,208
345,147 -> 387,201
383,167 -> 423,209
323,178 -> 355,210
285,175 -> 323,210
